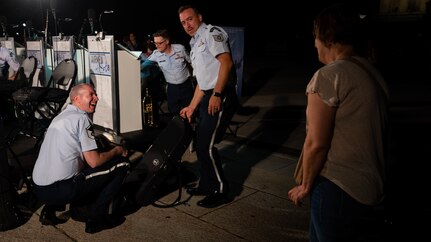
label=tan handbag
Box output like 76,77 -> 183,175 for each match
293,150 -> 303,185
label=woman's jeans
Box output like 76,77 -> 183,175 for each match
309,176 -> 369,242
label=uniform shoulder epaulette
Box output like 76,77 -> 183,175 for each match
209,26 -> 222,33
206,25 -> 225,42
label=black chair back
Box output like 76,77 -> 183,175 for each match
14,56 -> 37,85
47,59 -> 77,91
11,58 -> 78,143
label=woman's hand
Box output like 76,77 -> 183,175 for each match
288,184 -> 308,206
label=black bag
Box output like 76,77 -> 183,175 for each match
122,115 -> 193,207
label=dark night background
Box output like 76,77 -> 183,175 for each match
1,0 -> 379,56
1,0 -> 429,84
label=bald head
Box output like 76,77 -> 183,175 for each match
69,83 -> 93,103
69,83 -> 99,113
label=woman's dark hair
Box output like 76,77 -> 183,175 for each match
313,3 -> 368,52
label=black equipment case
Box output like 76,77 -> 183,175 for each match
123,115 -> 193,207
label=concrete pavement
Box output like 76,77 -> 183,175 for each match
1,57 -> 312,241
3,55 -> 431,241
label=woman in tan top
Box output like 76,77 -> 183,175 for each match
288,3 -> 389,241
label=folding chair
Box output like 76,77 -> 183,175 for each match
12,58 -> 77,144
14,56 -> 38,84
0,56 -> 37,120
33,59 -> 78,122
1,56 -> 38,191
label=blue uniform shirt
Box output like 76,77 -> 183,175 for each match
147,44 -> 191,85
32,104 -> 98,186
0,46 -> 20,80
189,23 -> 230,91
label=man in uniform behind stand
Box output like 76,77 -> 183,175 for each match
144,29 -> 197,151
32,83 -> 130,234
144,29 -> 194,116
178,5 -> 239,208
0,42 -> 21,119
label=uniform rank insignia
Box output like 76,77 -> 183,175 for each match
213,33 -> 224,42
86,123 -> 95,139
197,39 -> 204,47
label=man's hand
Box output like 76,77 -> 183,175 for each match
113,145 -> 128,157
180,106 -> 195,123
208,95 -> 222,116
8,73 -> 17,81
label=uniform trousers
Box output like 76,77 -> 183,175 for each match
166,77 -> 194,115
196,86 -> 238,194
33,157 -> 129,220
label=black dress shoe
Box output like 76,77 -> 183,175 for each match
39,206 -> 67,225
197,191 -> 231,208
85,215 -> 125,234
186,186 -> 206,196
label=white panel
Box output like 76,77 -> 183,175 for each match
88,35 -> 116,131
117,50 -> 142,133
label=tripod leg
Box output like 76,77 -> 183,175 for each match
6,145 -> 32,192
0,118 -> 24,231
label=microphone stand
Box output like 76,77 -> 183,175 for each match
1,28 -> 7,41
0,16 -> 8,40
97,11 -> 113,41
75,18 -> 89,83
1,24 -> 6,40
44,8 -> 49,44
51,9 -> 57,37
76,18 -> 87,48
96,12 -> 106,41
43,8 -> 54,86
23,27 -> 26,43
53,19 -> 63,66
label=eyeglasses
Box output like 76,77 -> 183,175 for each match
154,40 -> 166,46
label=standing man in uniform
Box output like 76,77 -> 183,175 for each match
145,29 -> 194,115
178,5 -> 239,208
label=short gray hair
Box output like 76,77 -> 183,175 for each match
69,83 -> 94,103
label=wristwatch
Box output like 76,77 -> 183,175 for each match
212,92 -> 222,97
